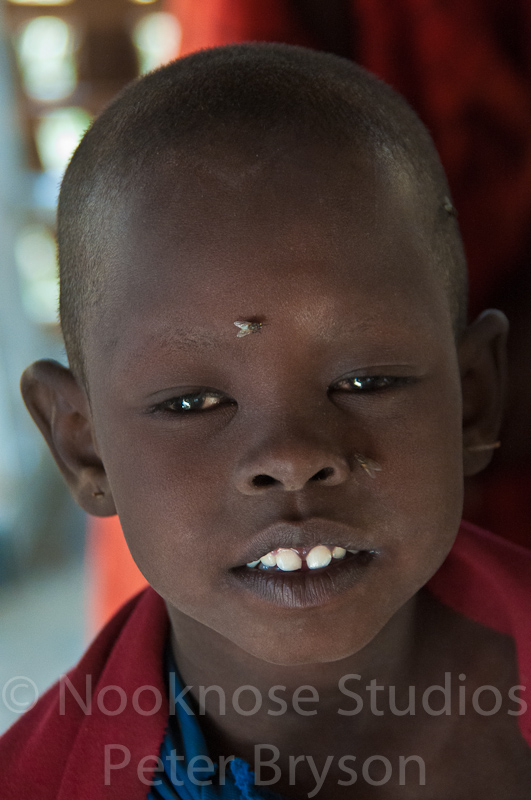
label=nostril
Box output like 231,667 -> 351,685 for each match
310,467 -> 334,481
252,474 -> 278,488
311,467 -> 335,482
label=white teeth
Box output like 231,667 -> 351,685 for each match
276,549 -> 303,571
260,552 -> 277,567
249,545 -> 355,570
306,545 -> 332,570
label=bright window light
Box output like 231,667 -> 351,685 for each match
133,12 -> 181,74
35,106 -> 91,174
16,16 -> 76,101
15,225 -> 59,325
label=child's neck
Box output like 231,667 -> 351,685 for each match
166,590 -> 531,800
167,590 -> 426,743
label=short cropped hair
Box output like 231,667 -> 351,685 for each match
57,43 -> 467,384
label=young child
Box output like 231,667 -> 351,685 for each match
2,43 -> 530,799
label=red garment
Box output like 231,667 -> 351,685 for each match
2,520 -> 530,799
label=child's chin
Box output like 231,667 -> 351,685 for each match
250,644 -> 365,667
231,623 -> 383,667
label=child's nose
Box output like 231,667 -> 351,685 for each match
233,426 -> 351,495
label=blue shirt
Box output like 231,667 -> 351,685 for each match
147,645 -> 286,800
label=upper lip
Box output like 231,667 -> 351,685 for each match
238,519 -> 376,566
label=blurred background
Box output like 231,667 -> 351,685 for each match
0,0 -> 181,733
0,0 -> 530,735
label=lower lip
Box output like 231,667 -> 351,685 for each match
229,551 -> 376,610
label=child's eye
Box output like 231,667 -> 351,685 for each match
331,375 -> 409,392
154,391 -> 233,413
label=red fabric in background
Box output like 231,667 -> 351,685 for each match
86,514 -> 148,633
169,0 -> 316,53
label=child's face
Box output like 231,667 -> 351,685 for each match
80,143 -> 466,665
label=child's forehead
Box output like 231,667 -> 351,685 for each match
128,138 -> 426,258
88,148 -> 454,382
113,142 -> 436,277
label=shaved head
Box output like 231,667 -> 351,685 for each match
57,43 -> 467,383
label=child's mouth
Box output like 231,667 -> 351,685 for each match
245,544 -> 358,572
230,519 -> 378,608
233,547 -> 375,609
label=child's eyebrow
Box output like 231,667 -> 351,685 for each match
117,321 -> 236,367
115,315 -> 428,375
161,327 -> 220,349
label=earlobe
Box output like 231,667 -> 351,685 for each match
20,360 -> 116,516
458,310 -> 509,477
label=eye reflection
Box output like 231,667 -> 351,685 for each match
152,375 -> 410,416
333,375 -> 405,392
159,391 -> 228,413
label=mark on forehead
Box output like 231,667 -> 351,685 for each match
195,153 -> 266,190
189,138 -> 291,190
154,325 -> 219,349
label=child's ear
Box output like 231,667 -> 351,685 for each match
20,360 -> 116,517
458,310 -> 509,477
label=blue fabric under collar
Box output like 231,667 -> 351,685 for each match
147,644 -> 286,800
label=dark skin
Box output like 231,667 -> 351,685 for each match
21,142 -> 531,796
